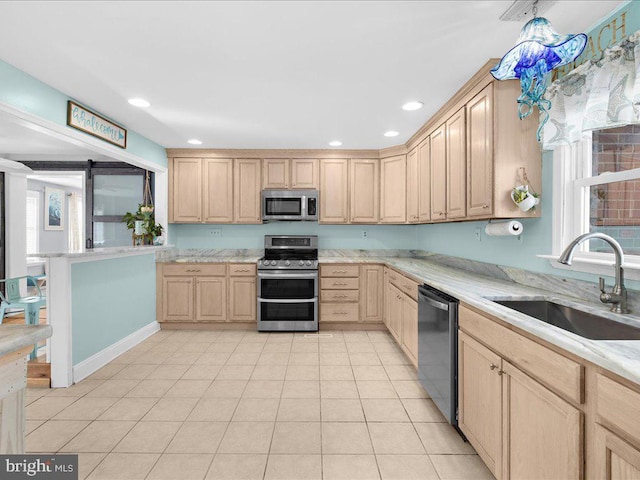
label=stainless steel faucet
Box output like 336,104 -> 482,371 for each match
558,232 -> 629,314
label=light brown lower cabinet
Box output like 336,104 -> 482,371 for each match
228,263 -> 257,321
595,425 -> 640,480
382,267 -> 418,365
360,264 -> 383,323
458,330 -> 582,480
157,263 -> 257,323
195,277 -> 227,321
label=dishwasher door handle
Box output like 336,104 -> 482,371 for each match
419,293 -> 450,311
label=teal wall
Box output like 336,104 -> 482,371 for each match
71,254 -> 156,364
170,223 -> 417,250
0,59 -> 167,167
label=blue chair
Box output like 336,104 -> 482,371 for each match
0,276 -> 47,360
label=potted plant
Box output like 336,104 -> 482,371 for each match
123,204 -> 164,245
511,184 -> 540,212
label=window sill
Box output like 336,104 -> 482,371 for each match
538,253 -> 640,282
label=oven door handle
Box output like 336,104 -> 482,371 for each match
258,272 -> 318,279
258,298 -> 318,304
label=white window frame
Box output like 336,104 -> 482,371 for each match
542,134 -> 640,280
26,190 -> 40,256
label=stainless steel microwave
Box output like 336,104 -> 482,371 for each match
262,189 -> 318,221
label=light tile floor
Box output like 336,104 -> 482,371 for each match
25,329 -> 495,480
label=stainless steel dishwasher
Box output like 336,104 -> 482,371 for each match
418,284 -> 459,427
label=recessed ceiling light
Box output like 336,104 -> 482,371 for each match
187,139 -> 203,145
128,98 -> 150,108
329,140 -> 342,147
384,131 -> 399,137
402,101 -> 423,111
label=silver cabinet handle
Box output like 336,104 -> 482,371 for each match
333,282 -> 347,286
489,364 -> 498,370
482,204 -> 489,209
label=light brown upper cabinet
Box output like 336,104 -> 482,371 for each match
467,84 -> 494,218
320,158 -> 349,223
263,158 -> 318,189
263,158 -> 289,189
446,108 -> 467,220
406,148 -> 419,224
430,124 -> 447,221
203,158 -> 234,223
234,159 -> 262,224
429,108 -> 466,221
380,155 -> 407,223
417,138 -> 431,222
291,159 -> 318,189
350,159 -> 379,223
171,158 -> 203,222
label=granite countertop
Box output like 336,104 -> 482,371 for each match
0,325 -> 52,357
158,250 -> 640,385
30,245 -> 173,259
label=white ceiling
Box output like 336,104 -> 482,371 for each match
0,1 -> 624,150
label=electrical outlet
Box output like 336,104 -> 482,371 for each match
209,229 -> 222,237
362,231 -> 368,239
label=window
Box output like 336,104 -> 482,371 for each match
26,191 -> 39,255
551,125 -> 640,279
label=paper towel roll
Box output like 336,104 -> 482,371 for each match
484,221 -> 523,236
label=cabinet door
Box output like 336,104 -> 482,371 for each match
229,277 -> 257,321
196,277 -> 226,321
203,158 -> 234,223
291,159 -> 318,189
380,155 -> 407,223
360,265 -> 383,323
387,285 -> 403,342
502,360 -> 582,480
171,158 -> 202,222
320,159 -> 349,223
400,295 -> 418,366
417,138 -> 431,222
350,159 -> 379,223
162,277 -> 194,321
430,125 -> 447,221
234,159 -> 262,224
595,425 -> 640,480
406,148 -> 419,223
446,108 -> 466,219
263,159 -> 289,189
467,84 -> 494,218
458,331 -> 502,478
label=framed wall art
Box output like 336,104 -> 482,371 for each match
44,187 -> 65,231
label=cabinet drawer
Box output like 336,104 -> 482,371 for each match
163,264 -> 227,276
320,265 -> 360,277
321,290 -> 359,303
388,270 -> 419,300
320,278 -> 360,290
597,374 -> 640,444
321,302 -> 360,322
459,305 -> 584,405
229,264 -> 257,276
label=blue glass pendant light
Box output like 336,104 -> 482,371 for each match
491,2 -> 587,141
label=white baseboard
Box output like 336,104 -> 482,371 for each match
72,321 -> 161,383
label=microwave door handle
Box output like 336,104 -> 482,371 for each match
420,293 -> 450,311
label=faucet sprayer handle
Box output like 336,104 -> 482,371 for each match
599,277 -> 606,293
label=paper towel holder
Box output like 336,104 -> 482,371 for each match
484,220 -> 524,237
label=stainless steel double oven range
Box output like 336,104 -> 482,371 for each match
257,235 -> 319,332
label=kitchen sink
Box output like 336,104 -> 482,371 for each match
494,300 -> 640,340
